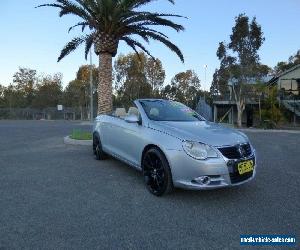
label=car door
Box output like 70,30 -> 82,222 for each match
99,116 -> 117,154
111,119 -> 145,167
109,107 -> 146,167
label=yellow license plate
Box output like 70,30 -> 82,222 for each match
238,160 -> 254,175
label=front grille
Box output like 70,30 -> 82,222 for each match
218,143 -> 252,159
241,143 -> 252,157
218,146 -> 240,159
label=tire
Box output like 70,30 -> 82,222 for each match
142,148 -> 174,196
93,135 -> 108,160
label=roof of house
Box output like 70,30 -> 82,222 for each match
268,64 -> 300,86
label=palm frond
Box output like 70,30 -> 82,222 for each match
140,16 -> 185,32
117,0 -> 174,11
123,13 -> 185,32
68,21 -> 89,32
73,0 -> 99,19
57,0 -> 91,19
84,33 -> 96,59
132,0 -> 175,9
36,3 -> 62,8
122,36 -> 155,60
58,36 -> 86,62
137,27 -> 168,38
134,31 -> 184,62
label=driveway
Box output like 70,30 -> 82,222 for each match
0,121 -> 299,249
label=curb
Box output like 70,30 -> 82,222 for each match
78,122 -> 93,126
63,136 -> 92,146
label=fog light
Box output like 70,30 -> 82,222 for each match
195,176 -> 211,185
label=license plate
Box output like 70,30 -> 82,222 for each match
237,160 -> 254,175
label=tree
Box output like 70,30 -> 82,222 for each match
162,70 -> 201,109
63,65 -> 99,119
114,52 -> 163,107
210,41 -> 238,98
77,64 -> 99,111
13,67 -> 37,107
64,79 -> 89,119
37,0 -> 185,115
76,64 -> 99,86
32,73 -> 63,108
214,14 -> 268,127
2,84 -> 27,109
273,50 -> 300,75
210,67 -> 231,98
0,85 -> 4,108
145,58 -> 165,97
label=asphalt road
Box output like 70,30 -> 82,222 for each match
0,120 -> 299,250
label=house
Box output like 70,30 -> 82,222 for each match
212,95 -> 259,127
212,77 -> 269,127
267,64 -> 300,124
268,64 -> 300,95
212,64 -> 300,127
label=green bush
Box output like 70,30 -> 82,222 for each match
259,87 -> 286,126
260,119 -> 277,129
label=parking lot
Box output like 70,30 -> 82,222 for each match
0,120 -> 299,249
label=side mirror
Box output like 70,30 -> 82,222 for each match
125,114 -> 139,123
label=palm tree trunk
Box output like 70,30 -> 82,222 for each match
98,53 -> 113,115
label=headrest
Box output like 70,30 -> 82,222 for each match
149,108 -> 159,117
128,107 -> 139,116
115,108 -> 127,117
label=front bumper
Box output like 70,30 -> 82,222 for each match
165,149 -> 256,190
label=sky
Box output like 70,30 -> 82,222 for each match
0,0 -> 299,90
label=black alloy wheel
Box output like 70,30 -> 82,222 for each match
93,135 -> 108,160
142,148 -> 174,196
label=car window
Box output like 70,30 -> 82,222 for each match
140,100 -> 205,122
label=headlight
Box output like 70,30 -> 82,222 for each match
182,141 -> 219,160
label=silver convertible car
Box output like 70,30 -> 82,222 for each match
93,99 -> 256,196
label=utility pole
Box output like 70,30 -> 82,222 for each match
259,95 -> 261,123
204,64 -> 208,101
294,94 -> 296,126
292,79 -> 296,126
204,64 -> 208,86
90,50 -> 93,123
9,90 -> 12,119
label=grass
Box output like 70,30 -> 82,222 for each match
70,129 -> 92,140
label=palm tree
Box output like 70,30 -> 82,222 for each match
37,0 -> 185,114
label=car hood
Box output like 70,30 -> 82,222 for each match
149,121 -> 248,147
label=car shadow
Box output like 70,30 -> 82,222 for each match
100,155 -> 256,202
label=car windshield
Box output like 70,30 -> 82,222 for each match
140,100 -> 205,122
